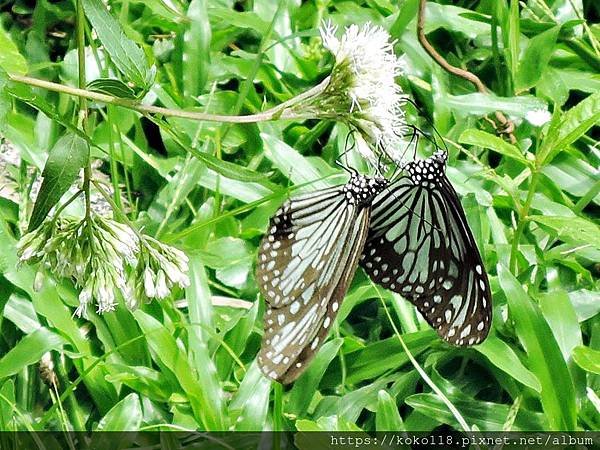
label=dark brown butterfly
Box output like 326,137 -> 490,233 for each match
256,173 -> 387,384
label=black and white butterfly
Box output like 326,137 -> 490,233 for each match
256,173 -> 387,384
360,150 -> 492,346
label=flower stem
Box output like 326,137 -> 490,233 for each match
75,0 -> 92,227
509,169 -> 541,274
8,74 -> 328,124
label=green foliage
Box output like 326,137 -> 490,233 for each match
28,133 -> 90,231
0,0 -> 598,435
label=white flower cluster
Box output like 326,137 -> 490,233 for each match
17,214 -> 189,315
319,22 -> 407,163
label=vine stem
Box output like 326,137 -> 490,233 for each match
416,0 -> 516,143
9,74 -> 329,123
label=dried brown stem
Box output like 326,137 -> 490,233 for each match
417,0 -> 516,143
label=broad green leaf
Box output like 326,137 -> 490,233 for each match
540,91 -> 600,164
530,215 -> 600,251
95,393 -> 142,431
498,264 -> 576,430
376,390 -> 405,432
183,0 -> 211,100
537,290 -> 582,361
288,338 -> 343,416
475,336 -> 541,392
439,93 -> 547,118
0,25 -> 27,75
459,129 -> 529,165
28,133 -> 89,231
516,26 -> 560,90
0,328 -> 66,379
82,0 -> 152,88
573,346 -> 600,375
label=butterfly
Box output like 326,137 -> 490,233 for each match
360,150 -> 492,346
256,173 -> 387,384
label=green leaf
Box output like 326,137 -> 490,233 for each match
261,133 -> 333,189
475,336 -> 541,392
87,78 -> 137,99
573,346 -> 600,374
82,0 -> 152,88
507,0 -> 520,83
376,390 -> 405,432
530,215 -> 600,251
133,309 -> 222,429
439,93 -> 547,118
0,380 -> 15,430
498,264 -> 577,430
459,129 -> 530,165
0,24 -> 27,75
95,393 -> 142,431
288,338 -> 343,416
516,26 -> 560,90
229,361 -> 270,431
406,393 -> 546,431
0,328 -> 66,379
540,91 -> 600,164
183,0 -> 211,100
537,290 -> 582,361
28,133 -> 89,231
0,69 -> 9,133
185,256 -> 227,427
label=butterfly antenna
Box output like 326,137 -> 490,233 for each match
404,97 -> 449,154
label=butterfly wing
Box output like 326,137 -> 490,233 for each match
360,176 -> 452,298
360,152 -> 492,345
257,185 -> 373,384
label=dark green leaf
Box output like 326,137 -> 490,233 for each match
288,338 -> 343,416
87,78 -> 137,99
28,133 -> 89,231
516,26 -> 560,90
82,0 -> 152,88
459,129 -> 530,165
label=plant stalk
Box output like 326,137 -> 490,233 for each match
9,74 -> 329,124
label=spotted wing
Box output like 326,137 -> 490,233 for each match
360,153 -> 492,346
360,176 -> 452,298
257,189 -> 371,384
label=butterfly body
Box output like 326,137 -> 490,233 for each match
257,174 -> 387,383
361,151 -> 492,346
